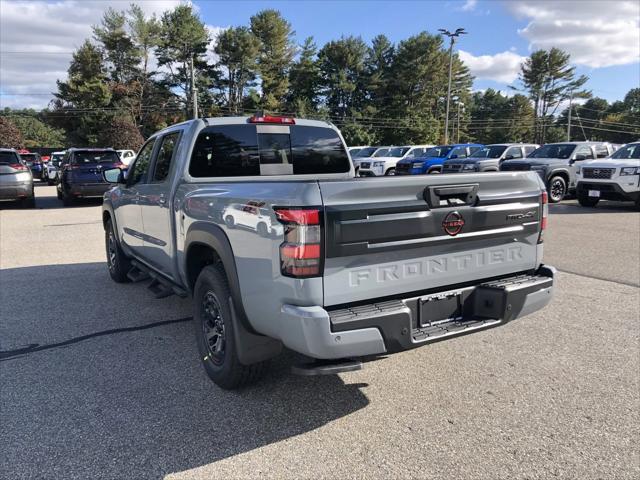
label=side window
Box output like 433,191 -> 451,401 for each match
152,132 -> 181,182
595,145 -> 609,158
574,145 -> 594,160
505,147 -> 523,159
190,125 -> 259,177
524,146 -> 536,156
128,139 -> 156,186
468,146 -> 481,156
451,147 -> 468,158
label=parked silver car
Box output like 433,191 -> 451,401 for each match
0,148 -> 35,208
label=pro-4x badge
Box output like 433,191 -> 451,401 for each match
442,211 -> 465,236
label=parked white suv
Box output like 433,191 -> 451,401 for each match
358,145 -> 433,176
576,142 -> 640,209
116,149 -> 136,166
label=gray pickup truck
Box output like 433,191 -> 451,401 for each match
101,115 -> 555,389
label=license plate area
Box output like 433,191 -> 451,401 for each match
588,189 -> 600,197
419,293 -> 463,327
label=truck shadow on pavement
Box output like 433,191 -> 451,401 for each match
0,262 -> 370,479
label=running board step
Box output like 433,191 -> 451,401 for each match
291,358 -> 362,376
130,259 -> 188,299
126,266 -> 150,283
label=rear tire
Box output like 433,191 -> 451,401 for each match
194,265 -> 269,389
20,196 -> 35,209
577,192 -> 599,208
547,176 -> 567,203
62,190 -> 74,207
105,219 -> 131,283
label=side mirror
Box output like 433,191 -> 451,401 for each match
574,154 -> 587,161
103,168 -> 125,184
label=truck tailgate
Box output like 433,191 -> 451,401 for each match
319,172 -> 543,306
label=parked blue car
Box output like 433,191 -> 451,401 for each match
19,152 -> 44,180
56,148 -> 125,206
396,143 -> 484,174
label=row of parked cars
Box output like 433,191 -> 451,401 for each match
0,147 -> 136,208
349,141 -> 639,207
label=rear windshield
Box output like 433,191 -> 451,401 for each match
610,143 -> 640,159
424,146 -> 452,158
0,151 -> 20,163
189,124 -> 350,177
71,151 -> 120,164
470,145 -> 507,159
51,154 -> 65,162
20,154 -> 39,161
528,144 -> 576,159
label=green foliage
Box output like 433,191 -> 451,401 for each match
156,4 -> 210,117
5,110 -> 66,147
286,37 -> 320,114
98,117 -> 145,150
318,36 -> 369,118
10,3 -> 636,148
214,27 -> 261,114
250,10 -> 296,111
516,48 -> 589,143
0,117 -> 25,149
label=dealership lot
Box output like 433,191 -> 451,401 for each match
1,185 -> 638,479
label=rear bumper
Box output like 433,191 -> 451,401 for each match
69,183 -> 111,198
577,181 -> 640,202
278,266 -> 555,359
0,182 -> 33,200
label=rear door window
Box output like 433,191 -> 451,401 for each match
504,147 -> 523,159
574,145 -> 594,160
524,146 -> 536,156
128,139 -> 156,186
152,132 -> 181,182
595,145 -> 609,158
189,124 -> 350,177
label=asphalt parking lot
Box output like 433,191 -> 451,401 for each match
1,183 -> 639,480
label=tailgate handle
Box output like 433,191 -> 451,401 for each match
424,184 -> 479,208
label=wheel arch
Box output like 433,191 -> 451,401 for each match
185,222 -> 282,364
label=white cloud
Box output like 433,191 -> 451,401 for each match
505,0 -> 640,68
461,0 -> 477,12
458,50 -> 526,83
0,0 -> 184,109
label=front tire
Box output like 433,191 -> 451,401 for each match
194,265 -> 269,389
577,192 -> 599,208
547,176 -> 567,203
105,219 -> 131,283
385,168 -> 395,176
427,167 -> 441,174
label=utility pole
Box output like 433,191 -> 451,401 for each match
190,53 -> 198,119
439,28 -> 467,145
457,101 -> 465,143
567,90 -> 573,141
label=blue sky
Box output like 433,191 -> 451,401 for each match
1,0 -> 638,109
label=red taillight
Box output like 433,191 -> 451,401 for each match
539,190 -> 548,244
248,115 -> 295,125
9,163 -> 27,171
274,207 -> 322,278
68,164 -> 80,170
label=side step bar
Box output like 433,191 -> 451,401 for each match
128,259 -> 188,299
291,358 -> 363,376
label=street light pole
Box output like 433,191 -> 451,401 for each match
457,101 -> 465,143
439,28 -> 467,145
